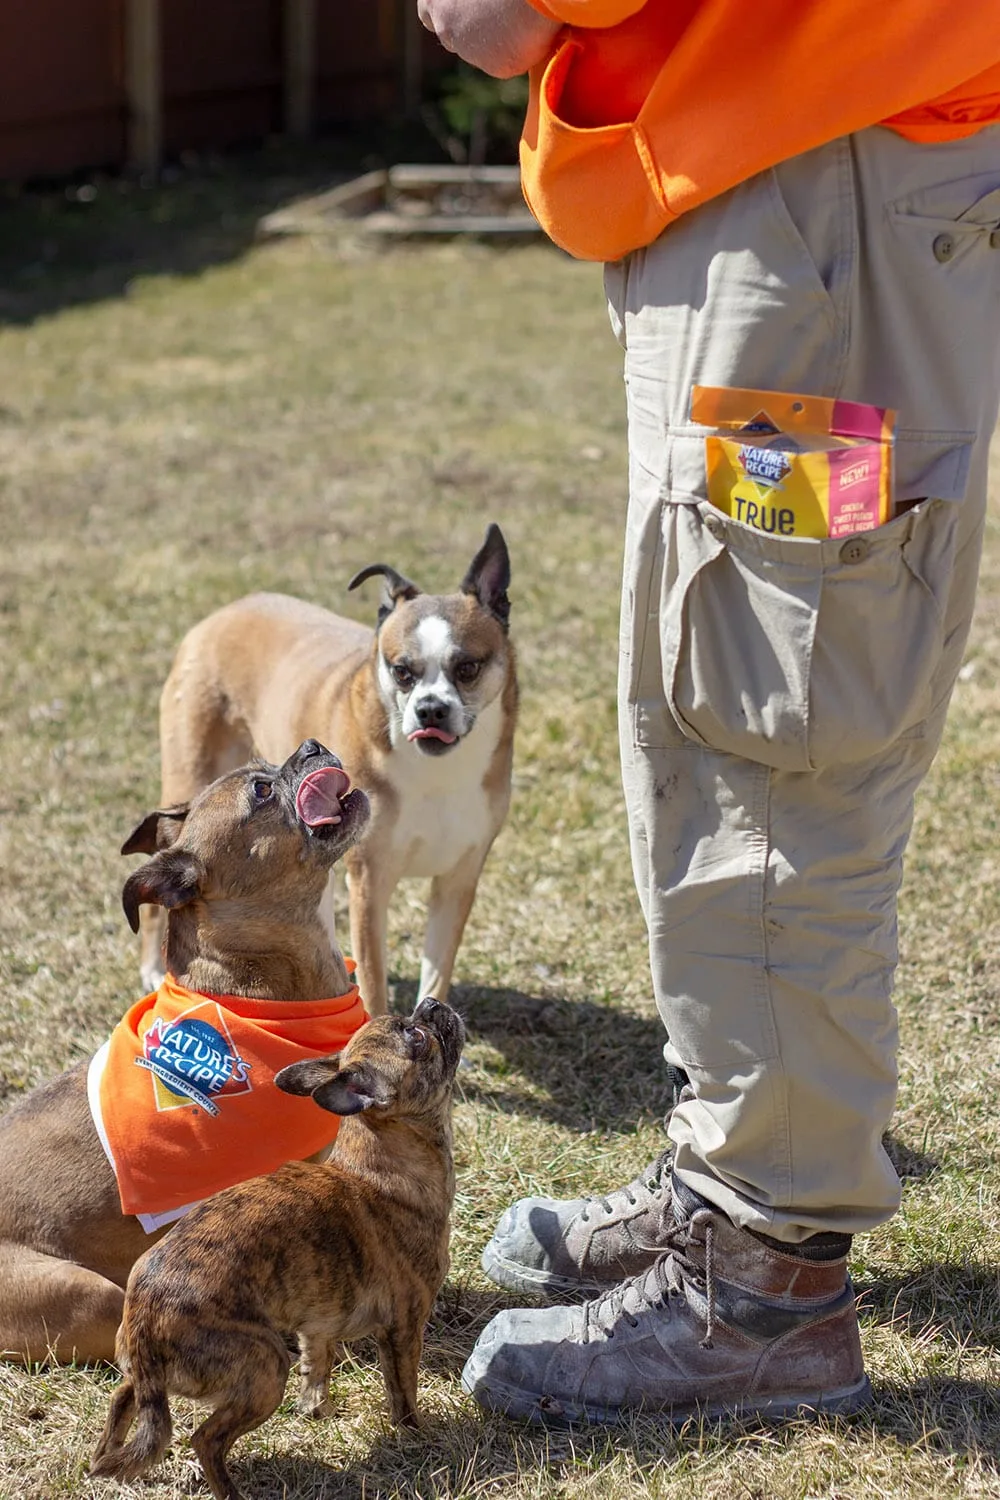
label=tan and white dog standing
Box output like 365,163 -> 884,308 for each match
140,524 -> 517,1014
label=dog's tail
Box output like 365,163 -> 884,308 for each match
90,1357 -> 173,1482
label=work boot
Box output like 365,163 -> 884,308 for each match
481,1149 -> 675,1299
463,1176 -> 871,1427
481,1065 -> 690,1300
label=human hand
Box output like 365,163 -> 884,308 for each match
417,0 -> 561,78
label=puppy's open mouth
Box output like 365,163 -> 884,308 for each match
295,766 -> 352,829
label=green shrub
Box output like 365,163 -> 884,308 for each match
424,65 -> 529,165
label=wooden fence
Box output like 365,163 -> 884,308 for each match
0,0 -> 434,181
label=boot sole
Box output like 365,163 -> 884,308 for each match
462,1367 -> 873,1428
480,1240 -> 606,1301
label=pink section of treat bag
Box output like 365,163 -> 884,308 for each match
826,444 -> 886,537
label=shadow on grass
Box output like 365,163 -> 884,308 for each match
857,1261 -> 1000,1351
0,129 -> 441,328
882,1134 -> 940,1182
231,1374 -> 1000,1500
70,1275 -> 1000,1494
423,1282 -> 520,1380
395,982 -> 948,1178
390,979 -> 671,1135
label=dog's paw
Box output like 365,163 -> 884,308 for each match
296,1389 -> 335,1421
140,962 -> 166,993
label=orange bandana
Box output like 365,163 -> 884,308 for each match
91,972 -> 368,1223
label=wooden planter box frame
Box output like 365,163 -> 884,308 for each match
258,163 -> 541,240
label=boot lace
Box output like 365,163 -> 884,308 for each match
578,1149 -> 672,1224
586,1208 -> 717,1348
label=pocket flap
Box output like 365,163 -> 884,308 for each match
894,431 -> 973,505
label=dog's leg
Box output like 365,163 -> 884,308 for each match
295,1331 -> 340,1418
140,664 -> 254,992
419,844 -> 491,1003
90,1378 -> 137,1466
317,871 -> 340,957
0,1243 -> 124,1364
137,908 -> 169,993
346,853 -> 394,1016
190,1347 -> 289,1500
375,1321 -> 424,1429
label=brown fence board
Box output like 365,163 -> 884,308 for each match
0,0 -> 451,182
161,0 -> 283,152
0,0 -> 124,179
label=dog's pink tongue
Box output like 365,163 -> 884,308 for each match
296,766 -> 351,827
407,727 -> 458,744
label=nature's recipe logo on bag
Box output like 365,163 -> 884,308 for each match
693,385 -> 897,539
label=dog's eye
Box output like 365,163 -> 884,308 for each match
251,780 -> 274,802
403,1024 -> 429,1057
391,663 -> 415,691
454,659 -> 482,685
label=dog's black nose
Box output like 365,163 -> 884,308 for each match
415,698 -> 450,728
413,996 -> 466,1057
288,739 -> 344,773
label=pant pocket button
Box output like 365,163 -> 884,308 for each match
839,536 -> 870,564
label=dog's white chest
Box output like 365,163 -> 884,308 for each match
383,697 -> 504,878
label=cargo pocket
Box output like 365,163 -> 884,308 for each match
885,175 -> 1000,448
655,433 -> 971,771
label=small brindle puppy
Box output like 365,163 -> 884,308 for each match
91,998 -> 465,1500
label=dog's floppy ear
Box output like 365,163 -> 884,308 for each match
273,1054 -> 342,1096
461,523 -> 511,630
120,804 -> 191,857
348,563 -> 421,628
122,849 -> 203,934
275,1057 -> 391,1115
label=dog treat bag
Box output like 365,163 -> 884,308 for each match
691,386 -> 897,539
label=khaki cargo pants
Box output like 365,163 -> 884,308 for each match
607,124 -> 1000,1241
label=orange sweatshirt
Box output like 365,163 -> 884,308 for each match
89,973 -> 368,1226
521,0 -> 1000,260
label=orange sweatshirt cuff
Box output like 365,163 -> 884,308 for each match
526,0 -> 648,27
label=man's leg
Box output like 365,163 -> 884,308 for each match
479,592 -> 689,1299
469,124 -> 1000,1419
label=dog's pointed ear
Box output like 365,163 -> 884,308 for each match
120,804 -> 191,857
461,524 -> 511,630
275,1057 -> 391,1116
347,563 -> 421,628
122,850 -> 203,934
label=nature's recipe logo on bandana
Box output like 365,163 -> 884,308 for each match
138,1000 -> 253,1117
90,972 -> 368,1222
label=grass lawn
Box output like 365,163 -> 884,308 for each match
1,148 -> 999,1499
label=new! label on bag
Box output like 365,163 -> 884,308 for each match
692,386 -> 897,539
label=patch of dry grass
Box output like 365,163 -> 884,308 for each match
1,153 -> 999,1499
